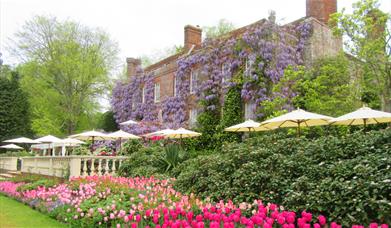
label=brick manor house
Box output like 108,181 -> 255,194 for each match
121,0 -> 343,128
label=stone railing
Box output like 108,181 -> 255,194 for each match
0,157 -> 19,171
11,156 -> 127,178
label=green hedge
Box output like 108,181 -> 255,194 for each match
173,129 -> 391,226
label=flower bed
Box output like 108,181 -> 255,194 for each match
0,176 -> 388,228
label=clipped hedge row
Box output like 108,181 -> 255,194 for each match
173,129 -> 391,226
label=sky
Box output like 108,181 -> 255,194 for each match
1,0 -> 390,67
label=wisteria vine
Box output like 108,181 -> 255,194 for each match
111,17 -> 312,134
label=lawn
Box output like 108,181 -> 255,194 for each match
0,194 -> 67,228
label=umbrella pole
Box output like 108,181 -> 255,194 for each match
119,137 -> 122,154
363,118 -> 367,133
91,136 -> 95,153
297,122 -> 301,138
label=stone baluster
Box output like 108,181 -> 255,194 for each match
82,159 -> 88,176
97,159 -> 102,176
90,158 -> 96,176
112,159 -> 117,175
104,159 -> 109,175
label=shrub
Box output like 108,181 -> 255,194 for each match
0,150 -> 33,157
72,145 -> 91,155
174,129 -> 391,226
120,139 -> 143,156
118,146 -> 163,177
17,179 -> 59,192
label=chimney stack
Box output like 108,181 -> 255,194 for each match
126,57 -> 142,78
306,0 -> 337,26
184,25 -> 202,50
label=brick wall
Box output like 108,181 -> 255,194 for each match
306,0 -> 337,25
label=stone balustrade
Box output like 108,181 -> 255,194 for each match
0,156 -> 127,178
0,157 -> 18,171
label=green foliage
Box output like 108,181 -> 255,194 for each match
0,66 -> 33,141
120,139 -> 143,156
174,129 -> 391,226
331,0 -> 390,112
118,146 -> 163,177
13,15 -> 119,135
17,179 -> 59,192
203,19 -> 235,39
297,54 -> 361,116
0,150 -> 32,157
216,85 -> 243,143
260,66 -> 305,118
71,145 -> 91,155
10,173 -> 63,184
98,111 -> 118,132
156,144 -> 183,172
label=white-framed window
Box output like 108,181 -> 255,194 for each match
173,76 -> 177,97
154,83 -> 160,103
141,87 -> 145,103
222,62 -> 231,83
244,101 -> 257,120
190,69 -> 199,94
244,57 -> 253,77
189,109 -> 198,127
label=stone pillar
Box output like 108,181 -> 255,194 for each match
69,157 -> 82,178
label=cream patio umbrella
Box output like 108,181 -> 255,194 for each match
143,129 -> 177,138
119,119 -> 138,125
35,135 -> 63,156
107,130 -> 141,152
225,119 -> 272,132
260,108 -> 333,136
0,144 -> 24,150
60,138 -> 85,156
70,130 -> 111,152
3,137 -> 40,144
329,106 -> 391,129
164,128 -> 202,139
70,130 -> 110,142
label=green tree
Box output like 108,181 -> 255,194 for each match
203,19 -> 235,39
10,16 -> 119,135
0,66 -> 33,141
98,111 -> 119,132
298,54 -> 361,116
331,0 -> 390,111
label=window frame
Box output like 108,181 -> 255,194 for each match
190,69 -> 199,94
141,87 -> 145,103
154,83 -> 160,103
173,76 -> 177,97
244,101 -> 257,120
189,108 -> 198,127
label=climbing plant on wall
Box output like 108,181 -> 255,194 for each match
111,13 -> 312,137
